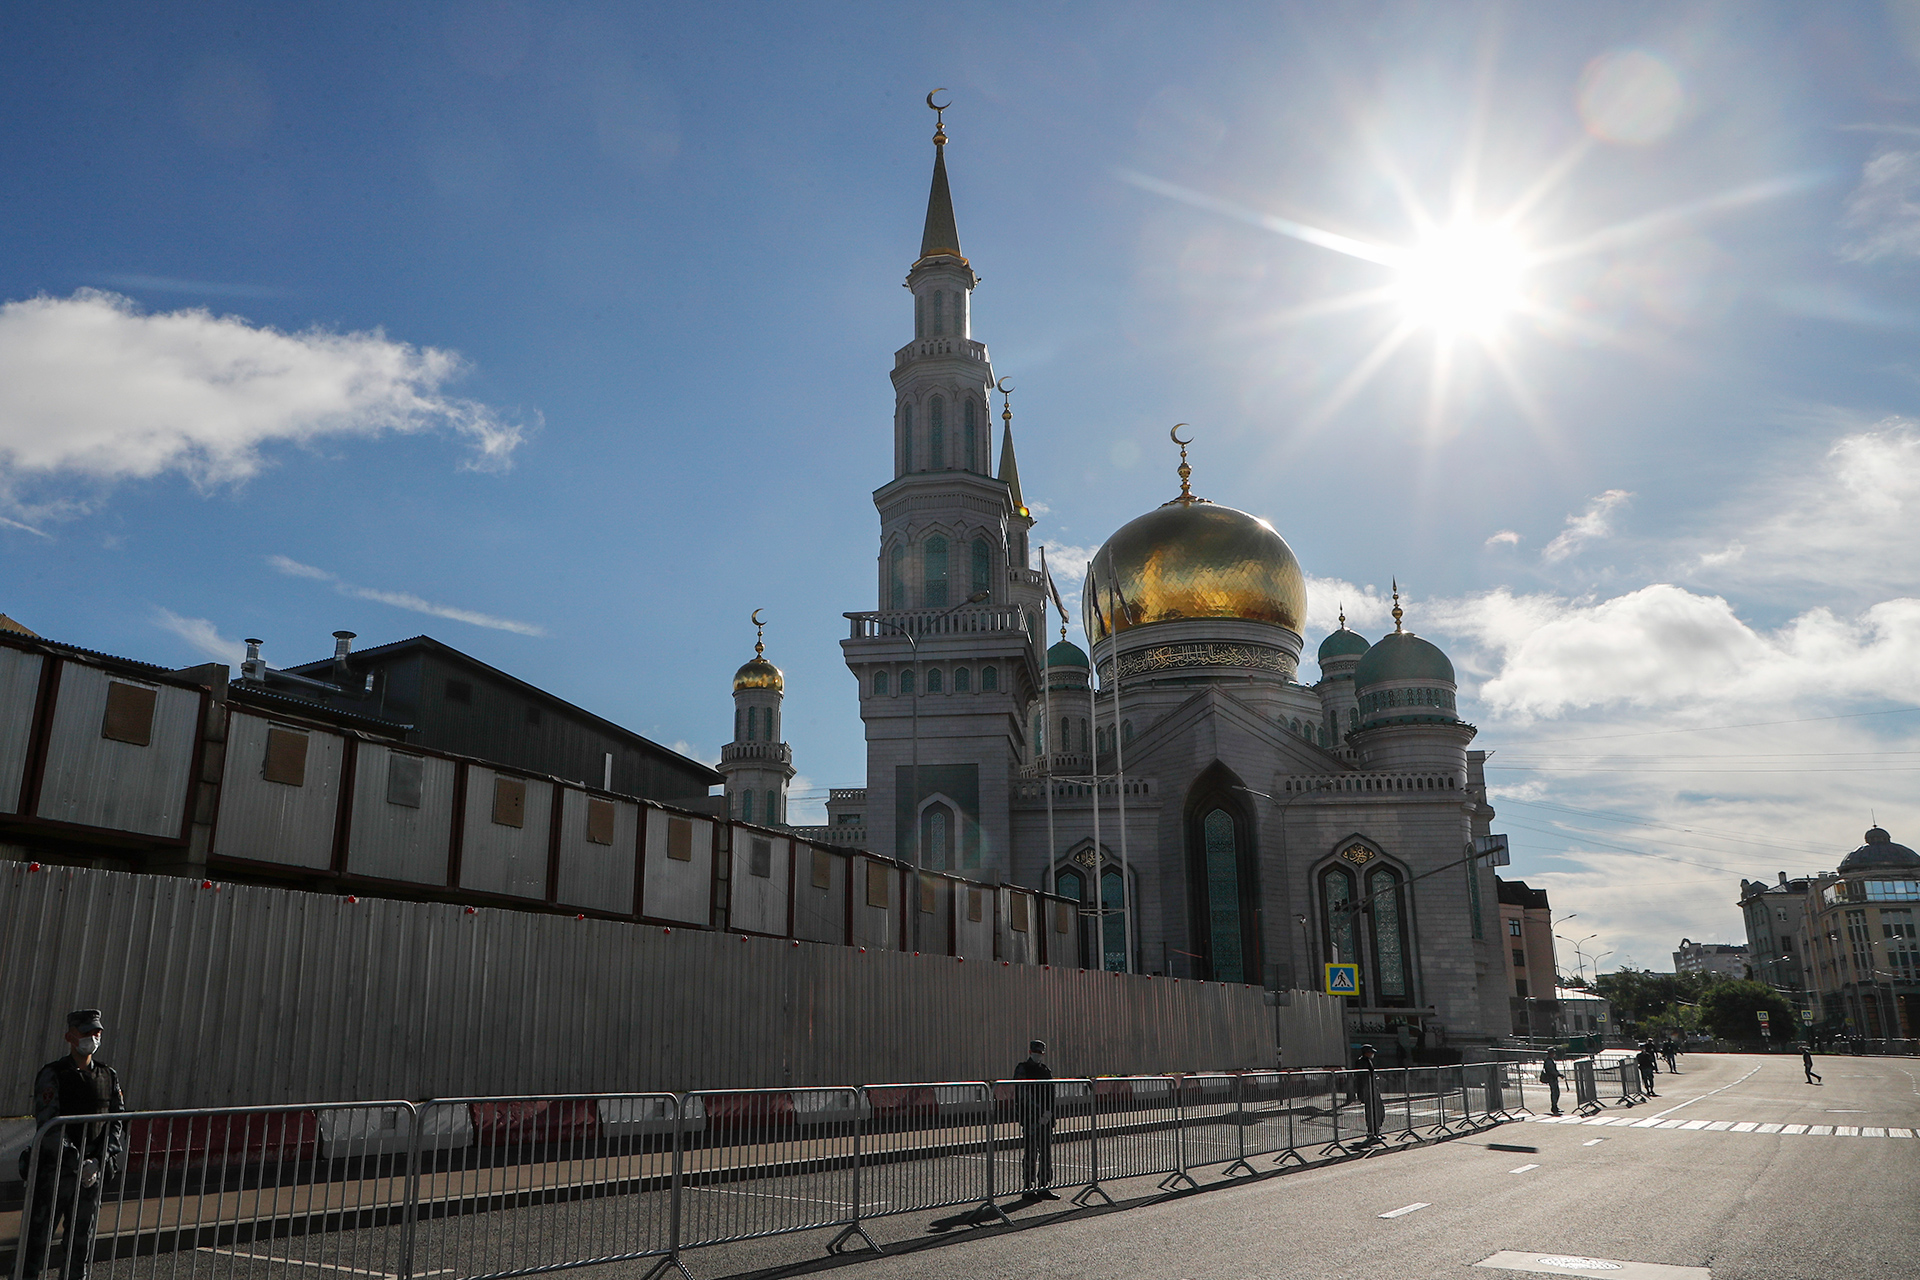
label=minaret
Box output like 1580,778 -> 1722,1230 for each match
843,95 -> 1048,879
720,613 -> 795,827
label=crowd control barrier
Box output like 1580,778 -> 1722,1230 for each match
6,1067 -> 1520,1280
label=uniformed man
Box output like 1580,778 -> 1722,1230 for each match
22,1010 -> 125,1280
1012,1040 -> 1056,1198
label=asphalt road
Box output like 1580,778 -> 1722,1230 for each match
689,1052 -> 1919,1280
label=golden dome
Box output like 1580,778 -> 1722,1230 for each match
732,657 -> 784,692
1084,500 -> 1307,643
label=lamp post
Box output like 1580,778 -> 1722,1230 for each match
1557,932 -> 1599,987
873,589 -> 992,955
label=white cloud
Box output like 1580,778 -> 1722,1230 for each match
268,555 -> 547,637
670,739 -> 718,767
1037,544 -> 1100,585
1485,529 -> 1521,548
153,609 -> 247,666
1541,490 -> 1631,563
0,290 -> 526,515
1840,147 -> 1920,263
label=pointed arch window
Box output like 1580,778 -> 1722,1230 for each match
932,290 -> 945,336
964,399 -> 978,471
971,538 -> 991,598
1102,868 -> 1128,972
923,535 -> 949,607
1033,713 -> 1044,755
1321,865 -> 1359,997
900,403 -> 913,473
915,295 -> 925,339
746,706 -> 758,741
922,803 -> 953,871
1202,809 -> 1247,983
741,790 -> 755,824
890,544 -> 907,609
766,789 -> 778,825
926,666 -> 943,694
1368,865 -> 1413,1003
900,669 -> 914,695
930,397 -> 946,469
953,666 -> 971,692
1122,720 -> 1134,746
734,708 -> 743,741
873,671 -> 889,696
982,665 -> 998,692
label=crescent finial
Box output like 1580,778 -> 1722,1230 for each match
926,88 -> 951,112
750,608 -> 765,628
995,375 -> 1014,394
1169,423 -> 1192,446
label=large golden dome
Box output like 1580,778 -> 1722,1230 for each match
1083,499 -> 1307,643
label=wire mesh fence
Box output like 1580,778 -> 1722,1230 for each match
6,1066 -> 1520,1280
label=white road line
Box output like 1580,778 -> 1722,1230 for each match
1582,1139 -> 1603,1146
1835,1126 -> 1861,1136
1378,1202 -> 1430,1218
1891,1128 -> 1914,1138
1730,1122 -> 1757,1132
1645,1065 -> 1762,1120
1808,1125 -> 1834,1135
1756,1123 -> 1782,1133
1782,1124 -> 1808,1134
1679,1120 -> 1709,1130
194,1249 -> 451,1279
1509,1163 -> 1540,1173
1704,1121 -> 1733,1131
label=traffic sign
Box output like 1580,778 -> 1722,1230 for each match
1324,963 -> 1359,995
1800,1010 -> 1814,1024
1756,1010 -> 1770,1023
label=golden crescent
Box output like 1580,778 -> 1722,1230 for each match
1170,423 -> 1192,446
926,88 -> 951,111
750,608 -> 765,627
995,376 -> 1014,394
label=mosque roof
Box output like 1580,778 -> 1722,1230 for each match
1354,631 -> 1456,688
1838,827 -> 1920,874
1318,626 -> 1370,662
1047,639 -> 1089,668
733,657 -> 784,693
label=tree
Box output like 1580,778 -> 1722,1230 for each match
1699,980 -> 1795,1043
1593,969 -> 1718,1035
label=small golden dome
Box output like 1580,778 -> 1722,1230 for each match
733,657 -> 784,692
1084,501 -> 1307,643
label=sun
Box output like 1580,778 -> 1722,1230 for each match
1389,222 -> 1528,337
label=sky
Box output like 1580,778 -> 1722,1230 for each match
4,2 -> 1920,979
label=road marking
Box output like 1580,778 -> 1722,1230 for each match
1378,1202 -> 1430,1218
1679,1120 -> 1709,1130
1807,1125 -> 1833,1135
194,1249 -> 452,1279
1704,1121 -> 1733,1131
1755,1123 -> 1782,1133
1645,1064 -> 1761,1120
1474,1249 -> 1708,1277
1582,1139 -> 1603,1146
1835,1126 -> 1861,1136
1782,1124 -> 1808,1134
1509,1163 -> 1540,1173
1864,1128 -> 1886,1137
1730,1122 -> 1757,1132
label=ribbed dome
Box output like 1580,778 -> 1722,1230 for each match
1046,639 -> 1089,668
1318,627 -> 1370,663
1354,631 -> 1455,688
732,657 -> 784,693
1083,501 -> 1307,644
1838,827 -> 1920,874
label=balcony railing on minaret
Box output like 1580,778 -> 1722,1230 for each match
720,741 -> 793,766
845,603 -> 1034,641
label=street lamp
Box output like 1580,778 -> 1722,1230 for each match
872,589 -> 992,954
1556,932 -> 1599,986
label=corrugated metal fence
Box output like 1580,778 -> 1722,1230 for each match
1,863 -> 1344,1110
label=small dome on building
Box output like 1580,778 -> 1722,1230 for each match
733,656 -> 784,693
1354,631 -> 1455,689
1317,626 -> 1370,663
1046,639 -> 1090,668
1838,827 -> 1920,874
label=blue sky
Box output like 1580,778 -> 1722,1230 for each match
5,2 -> 1920,975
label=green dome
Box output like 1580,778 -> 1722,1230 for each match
1354,631 -> 1455,689
1317,627 -> 1370,663
1046,639 -> 1090,668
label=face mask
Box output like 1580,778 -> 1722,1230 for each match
75,1036 -> 100,1056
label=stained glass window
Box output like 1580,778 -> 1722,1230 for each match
873,671 -> 888,696
927,809 -> 948,870
1103,868 -> 1127,972
900,403 -> 913,472
741,790 -> 754,824
890,544 -> 906,608
1204,809 -> 1244,983
1370,866 -> 1408,1000
953,666 -> 971,692
982,665 -> 998,691
924,536 -> 949,607
971,538 -> 991,597
1323,867 -> 1357,970
930,397 -> 946,469
926,666 -> 943,693
964,399 -> 977,471
900,669 -> 914,695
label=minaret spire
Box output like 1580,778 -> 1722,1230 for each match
918,89 -> 965,264
997,378 -> 1027,516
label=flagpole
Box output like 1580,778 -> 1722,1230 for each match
1039,546 -> 1057,903
1106,574 -> 1134,975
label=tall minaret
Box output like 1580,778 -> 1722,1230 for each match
721,612 -> 794,827
842,95 -> 1047,878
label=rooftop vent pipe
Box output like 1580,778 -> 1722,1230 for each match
242,639 -> 265,683
331,631 -> 355,685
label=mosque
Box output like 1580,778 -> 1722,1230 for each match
715,105 -> 1510,1046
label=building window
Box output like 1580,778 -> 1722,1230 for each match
1348,707 -> 1359,732
741,790 -> 754,824
1102,867 -> 1127,973
1513,948 -> 1526,968
1061,716 -> 1071,751
890,544 -> 907,609
900,669 -> 915,695
932,289 -> 945,336
1122,720 -> 1134,746
1515,978 -> 1529,998
982,665 -> 998,692
926,666 -> 943,693
1322,866 -> 1358,992
749,838 -> 772,878
1508,918 -> 1522,937
1369,866 -> 1411,1002
930,396 -> 946,469
953,666 -> 971,692
873,670 -> 889,696
900,403 -> 914,472
766,790 -> 777,824
101,682 -> 157,746
1033,713 -> 1044,755
914,295 -> 924,339
1202,808 -> 1246,983
923,535 -> 949,607
964,398 -> 978,471
971,537 -> 991,598
746,705 -> 758,741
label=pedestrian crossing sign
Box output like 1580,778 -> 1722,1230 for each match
1324,963 -> 1359,994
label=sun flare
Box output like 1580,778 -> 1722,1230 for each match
1389,223 -> 1528,336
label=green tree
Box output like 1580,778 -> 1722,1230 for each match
1698,980 -> 1795,1042
1593,970 -> 1718,1035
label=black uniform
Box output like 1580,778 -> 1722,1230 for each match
1356,1050 -> 1385,1140
1012,1056 -> 1055,1192
23,1056 -> 125,1280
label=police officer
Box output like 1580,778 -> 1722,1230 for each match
22,1010 -> 125,1280
1355,1044 -> 1386,1142
1013,1040 -> 1056,1198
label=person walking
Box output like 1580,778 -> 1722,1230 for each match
1356,1044 -> 1387,1142
22,1011 -> 125,1280
1802,1046 -> 1822,1085
1636,1042 -> 1660,1096
1540,1047 -> 1564,1115
1661,1039 -> 1679,1073
1013,1040 -> 1056,1198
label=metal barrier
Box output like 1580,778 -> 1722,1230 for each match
1572,1058 -> 1603,1115
1612,1061 -> 1647,1107
7,1069 -> 1521,1280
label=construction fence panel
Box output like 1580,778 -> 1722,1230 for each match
986,1078 -> 1094,1200
1235,1072 -> 1303,1164
10,1102 -> 416,1280
1176,1075 -> 1241,1174
676,1088 -> 859,1252
1091,1077 -> 1182,1183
